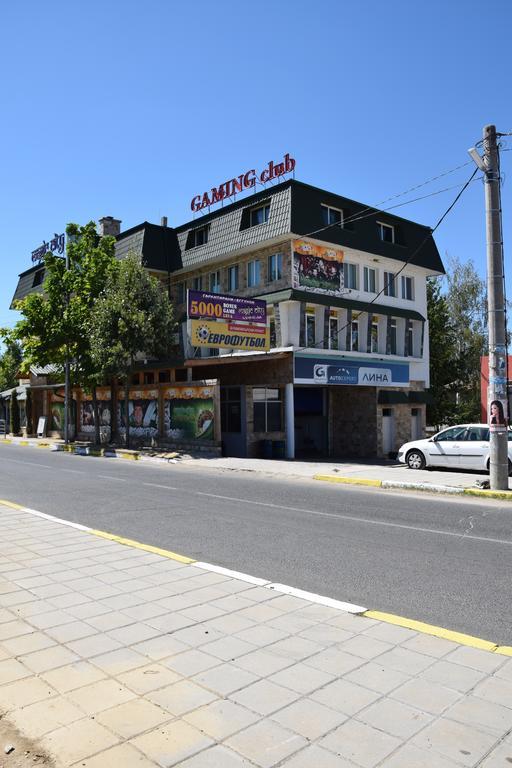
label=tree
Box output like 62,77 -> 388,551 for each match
9,390 -> 20,435
91,253 -> 176,449
426,277 -> 457,429
25,389 -> 34,435
11,222 -> 118,444
0,336 -> 23,392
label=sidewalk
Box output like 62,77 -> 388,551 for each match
0,502 -> 511,767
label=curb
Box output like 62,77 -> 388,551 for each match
314,474 -> 512,500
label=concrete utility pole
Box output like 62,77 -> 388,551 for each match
479,125 -> 508,489
64,244 -> 70,446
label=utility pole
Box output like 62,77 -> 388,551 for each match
470,125 -> 509,489
64,242 -> 70,446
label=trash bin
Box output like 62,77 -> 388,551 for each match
272,440 -> 285,459
261,439 -> 273,459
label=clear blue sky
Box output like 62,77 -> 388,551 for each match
1,0 -> 511,334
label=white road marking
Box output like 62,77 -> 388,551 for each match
142,483 -> 178,490
195,561 -> 270,586
196,492 -> 512,546
1,457 -> 52,469
98,475 -> 127,482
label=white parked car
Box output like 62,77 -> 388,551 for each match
398,424 -> 512,473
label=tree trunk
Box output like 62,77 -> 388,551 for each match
92,386 -> 100,446
110,378 -> 117,443
124,376 -> 130,449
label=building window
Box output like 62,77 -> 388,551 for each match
321,205 -> 343,227
193,276 -> 202,291
131,373 -> 140,385
306,314 -> 316,347
384,271 -> 396,297
268,253 -> 283,282
247,260 -> 261,288
253,387 -> 282,432
390,319 -> 397,355
176,282 -> 185,304
143,371 -> 154,384
158,370 -> 171,383
350,319 -> 359,351
343,262 -> 359,290
209,271 -> 221,293
371,317 -> 379,353
221,387 -> 242,433
364,266 -> 377,293
175,368 -> 188,382
228,265 -> 239,292
250,204 -> 270,227
406,321 -> 414,356
401,275 -> 414,301
32,270 -> 45,287
377,222 -> 395,243
186,226 -> 209,249
329,315 -> 338,350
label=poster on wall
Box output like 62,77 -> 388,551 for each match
50,400 -> 76,431
117,389 -> 159,437
488,397 -> 508,431
164,386 -> 215,441
81,391 -> 111,434
292,240 -> 344,296
187,290 -> 269,351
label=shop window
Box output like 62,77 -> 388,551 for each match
186,225 -> 209,249
350,319 -> 359,351
401,275 -> 414,300
250,203 -> 270,227
384,271 -> 396,297
253,387 -> 282,432
228,264 -> 239,292
131,373 -> 140,385
377,221 -> 395,243
364,266 -> 377,293
221,387 -> 241,433
321,204 -> 343,227
175,368 -> 188,382
158,370 -> 171,383
247,260 -> 261,288
371,317 -> 379,353
306,314 -> 316,347
268,253 -> 283,282
209,271 -> 221,293
193,276 -> 202,291
343,262 -> 359,290
143,372 -> 155,385
329,315 -> 338,350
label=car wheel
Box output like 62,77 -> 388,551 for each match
486,459 -> 512,476
406,450 -> 426,470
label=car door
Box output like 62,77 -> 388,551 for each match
459,426 -> 489,470
428,426 -> 468,468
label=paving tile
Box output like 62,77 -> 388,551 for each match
67,678 -> 136,714
66,602 -> 112,620
267,613 -> 316,634
46,592 -> 93,609
90,646 -> 149,675
480,741 -> 512,766
0,590 -> 37,607
133,634 -> 189,661
202,635 -> 256,662
311,678 -> 381,715
131,720 -> 214,767
40,660 -> 107,693
28,609 -> 75,629
179,603 -> 227,622
269,662 -> 335,694
0,619 -> 36,640
45,620 -> 98,643
97,697 -> 172,738
421,659 -> 488,693
266,635 -> 323,661
1,630 -> 56,655
107,621 -> 162,646
362,621 -> 417,644
175,744 -> 257,767
376,646 -> 434,675
390,676 -> 462,715
320,719 -> 401,767
85,610 -> 135,631
305,647 -> 364,676
230,679 -> 299,715
66,633 -> 123,658
271,697 -> 347,740
171,624 -> 224,648
41,718 -> 119,764
297,623 -> 353,646
226,719 -> 307,768
495,657 -> 512,682
380,743 -> 462,767
412,717 -> 499,766
356,696 -> 433,739
279,744 -> 355,766
446,645 -> 507,674
444,694 -> 512,735
146,612 -> 194,633
20,644 -> 80,673
345,661 -> 411,694
119,663 -> 182,694
0,676 -> 56,711
401,633 -> 459,658
70,742 -> 157,768
473,675 -> 512,708
339,634 -> 393,660
184,699 -> 260,740
11,695 -> 84,738
192,663 -> 259,696
163,649 -> 220,677
123,602 -> 169,621
235,603 -> 284,623
0,657 -> 32,683
235,649 -> 293,676
148,679 -> 218,715
205,614 -> 257,635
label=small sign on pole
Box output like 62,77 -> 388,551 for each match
37,416 -> 47,438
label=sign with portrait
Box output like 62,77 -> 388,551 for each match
164,386 -> 215,441
292,240 -> 344,296
117,389 -> 159,438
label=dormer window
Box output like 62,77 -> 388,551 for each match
186,225 -> 209,249
377,222 -> 395,243
32,269 -> 45,287
321,205 -> 343,228
250,204 -> 270,227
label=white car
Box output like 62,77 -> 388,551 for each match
398,424 -> 512,473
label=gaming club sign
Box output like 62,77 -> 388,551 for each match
191,153 -> 296,212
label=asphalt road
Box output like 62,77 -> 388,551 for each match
1,444 -> 511,644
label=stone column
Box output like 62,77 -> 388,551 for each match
285,383 -> 295,459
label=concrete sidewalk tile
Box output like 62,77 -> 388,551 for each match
0,657 -> 32,683
184,699 -> 260,740
46,592 -> 92,610
133,634 -> 189,661
11,695 -> 84,738
119,663 -> 182,694
192,662 -> 259,696
305,647 -> 364,676
131,720 -> 214,767
170,624 -> 224,648
473,675 -> 512,708
266,635 -> 323,661
236,603 -> 284,623
67,632 -> 123,658
269,662 -> 335,695
107,621 -> 162,646
401,633 -> 459,658
320,719 -> 401,767
67,677 -> 136,714
30,583 -> 74,599
40,659 -> 107,693
0,607 -> 16,623
41,718 -> 120,764
480,742 -> 512,766
45,619 -> 98,643
86,610 -> 135,631
311,678 -> 380,715
362,621 -> 417,644
293,604 -> 342,622
339,634 -> 393,660
356,696 -> 433,739
20,644 -> 80,673
179,603 -> 227,623
0,676 -> 56,710
345,661 -> 411,694
1,630 -> 56,655
235,648 -> 293,676
28,609 -> 75,629
444,694 -> 512,735
13,575 -> 53,589
267,613 -> 316,634
90,646 -> 149,675
176,743 -> 258,767
0,590 -> 38,607
66,602 -> 112,620
81,584 -> 125,600
70,742 -> 157,768
420,659 -> 488,693
495,658 -> 512,681
148,679 -> 217,716
280,744 -> 355,767
270,698 -> 347,740
297,623 -> 353,646
96,697 -> 172,738
0,619 -> 35,640
123,602 -> 170,621
146,612 -> 194,634
163,649 -> 220,677
206,614 -> 256,635
229,679 -> 299,715
390,677 -> 462,715
226,720 -> 307,768
380,743 -> 462,767
202,635 -> 256,661
446,645 -> 507,673
376,646 -> 434,675
412,718 -> 499,766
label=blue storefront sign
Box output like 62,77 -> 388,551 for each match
294,354 -> 409,387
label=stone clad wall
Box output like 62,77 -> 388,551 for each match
376,380 -> 426,457
329,386 -> 378,458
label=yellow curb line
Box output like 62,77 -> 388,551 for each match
314,475 -> 382,487
0,439 -> 13,444
89,529 -> 194,564
464,488 -> 512,500
0,499 -> 26,511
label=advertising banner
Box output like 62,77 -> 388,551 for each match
294,353 -> 409,387
190,319 -> 270,351
292,240 -> 344,296
488,397 -> 508,431
164,386 -> 215,441
118,389 -> 159,438
188,290 -> 266,324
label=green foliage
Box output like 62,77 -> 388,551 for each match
426,277 -> 457,429
0,334 -> 22,392
9,390 -> 20,435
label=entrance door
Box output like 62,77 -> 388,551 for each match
411,408 -> 422,440
294,387 -> 327,457
382,408 -> 394,456
220,386 -> 246,457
